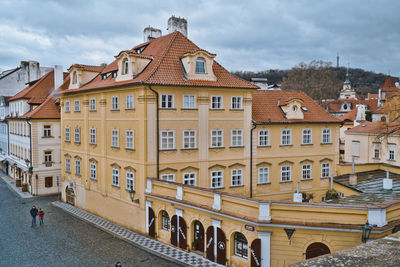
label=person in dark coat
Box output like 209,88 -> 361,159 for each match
38,208 -> 45,225
30,206 -> 38,226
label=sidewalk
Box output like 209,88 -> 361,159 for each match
0,171 -> 33,198
52,201 -> 222,267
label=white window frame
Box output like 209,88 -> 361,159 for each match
90,128 -> 96,145
126,130 -> 134,149
302,129 -> 312,145
211,96 -> 223,110
66,158 -> 70,172
321,162 -> 330,178
195,58 -> 206,73
74,127 -> 80,143
161,94 -> 174,109
231,169 -> 243,187
211,129 -> 223,148
258,130 -> 269,146
281,129 -> 292,145
302,164 -> 312,180
231,129 -> 243,147
281,165 -> 291,182
89,98 -> 96,111
65,127 -> 70,141
90,163 -> 96,180
231,96 -> 242,110
111,96 -> 119,110
74,100 -> 80,112
44,125 -> 51,137
111,129 -> 119,148
211,170 -> 223,189
160,130 -> 175,150
183,95 -> 195,109
112,168 -> 119,186
183,130 -> 196,149
126,95 -> 134,109
161,174 -> 175,182
75,160 -> 81,175
126,171 -> 134,190
322,128 -> 331,144
44,151 -> 52,163
65,101 -> 70,112
388,144 -> 396,161
258,167 -> 269,184
183,172 -> 196,186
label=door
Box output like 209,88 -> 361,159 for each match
216,227 -> 226,265
171,215 -> 178,246
66,187 -> 75,205
148,207 -> 156,238
250,238 -> 261,267
178,216 -> 187,250
193,221 -> 205,252
206,226 -> 214,262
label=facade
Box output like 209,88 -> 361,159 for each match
0,96 -> 10,172
7,66 -> 67,195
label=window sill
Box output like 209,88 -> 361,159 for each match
65,140 -> 71,143
74,111 -> 81,113
388,159 -> 396,162
90,178 -> 97,181
280,144 -> 293,147
161,228 -> 170,232
372,157 -> 380,160
230,184 -> 244,188
111,109 -> 120,111
124,108 -> 135,111
257,145 -> 271,148
160,149 -> 177,151
112,184 -> 120,188
181,148 -> 198,151
111,146 -> 120,149
65,171 -> 71,174
211,187 -> 224,190
75,174 -> 81,177
74,142 -> 81,144
301,143 -> 313,146
209,109 -> 225,111
280,180 -> 292,184
89,110 -> 97,112
159,108 -> 176,110
320,142 -> 332,145
125,148 -> 135,151
230,146 -> 244,149
229,109 -> 244,111
65,111 -> 71,113
209,147 -> 225,150
42,136 -> 54,138
89,143 -> 97,146
181,108 -> 197,111
301,179 -> 312,181
257,182 -> 271,185
321,177 -> 330,179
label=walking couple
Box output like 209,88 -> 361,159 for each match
30,206 -> 45,226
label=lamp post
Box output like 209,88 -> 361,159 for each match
362,221 -> 373,243
129,187 -> 139,204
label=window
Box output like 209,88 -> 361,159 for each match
234,232 -> 248,259
89,98 -> 96,111
231,129 -> 243,147
211,130 -> 223,148
183,95 -> 195,109
123,58 -> 129,74
183,172 -> 196,186
160,130 -> 174,150
112,168 -> 119,186
302,129 -> 312,144
66,158 -> 71,172
302,164 -> 311,180
126,95 -> 134,109
352,141 -> 360,157
111,129 -> 119,148
258,167 -> 269,184
126,130 -> 134,149
90,163 -> 96,180
65,127 -> 70,141
74,100 -> 80,112
89,128 -> 96,144
374,149 -> 380,159
195,58 -> 206,73
65,101 -> 70,112
43,152 -> 52,165
74,128 -> 80,143
161,94 -> 174,109
161,211 -> 170,231
183,130 -> 196,149
44,125 -> 51,137
45,177 -> 53,188
321,162 -> 330,178
72,71 -> 77,84
161,174 -> 175,182
259,130 -> 269,146
126,172 -> 134,190
373,144 -> 380,159
281,166 -> 291,182
211,96 -> 222,109
231,96 -> 242,109
388,144 -> 396,160
322,128 -> 331,144
112,96 -> 119,110
281,129 -> 291,145
231,169 -> 243,186
75,160 -> 81,175
211,170 -> 223,188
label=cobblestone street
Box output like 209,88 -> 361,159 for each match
0,178 -> 173,267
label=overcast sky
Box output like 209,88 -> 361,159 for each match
1,0 -> 399,76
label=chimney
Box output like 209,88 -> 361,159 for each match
54,65 -> 63,91
143,26 -> 162,42
167,16 -> 187,36
383,169 -> 393,190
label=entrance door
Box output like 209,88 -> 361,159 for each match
305,242 -> 330,259
178,216 -> 187,250
216,227 -> 226,265
206,226 -> 214,262
250,238 -> 261,267
66,187 -> 75,205
193,220 -> 205,252
148,207 -> 156,238
171,215 -> 178,246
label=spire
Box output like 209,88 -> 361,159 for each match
344,64 -> 350,85
336,52 -> 339,68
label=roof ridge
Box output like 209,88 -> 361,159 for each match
9,70 -> 54,101
0,67 -> 21,80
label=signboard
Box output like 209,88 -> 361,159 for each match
245,224 -> 255,231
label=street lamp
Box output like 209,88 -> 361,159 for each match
129,187 -> 139,204
362,221 -> 373,243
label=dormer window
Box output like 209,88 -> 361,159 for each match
72,71 -> 77,84
122,58 -> 129,75
292,105 -> 297,112
195,58 -> 206,73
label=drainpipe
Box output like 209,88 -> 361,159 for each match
250,121 -> 257,198
26,118 -> 33,194
148,85 -> 159,179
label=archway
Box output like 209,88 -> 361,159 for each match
65,187 -> 75,205
305,242 -> 330,259
192,220 -> 204,253
170,215 -> 187,250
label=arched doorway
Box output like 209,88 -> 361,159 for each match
192,220 -> 205,253
148,207 -> 156,238
205,226 -> 226,265
170,215 -> 187,250
305,242 -> 330,259
65,187 -> 75,205
250,238 -> 261,267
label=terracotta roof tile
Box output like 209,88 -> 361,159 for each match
345,121 -> 400,134
381,75 -> 398,92
68,64 -> 105,73
252,91 -> 340,123
22,96 -> 60,119
339,108 -> 357,122
321,99 -> 379,113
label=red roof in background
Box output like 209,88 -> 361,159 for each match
381,75 -> 398,92
252,91 -> 340,124
69,64 -> 105,73
345,121 -> 400,135
320,98 -> 379,113
64,31 -> 257,94
339,108 -> 357,122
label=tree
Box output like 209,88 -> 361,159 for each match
281,60 -> 342,100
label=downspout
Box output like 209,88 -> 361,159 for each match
148,85 -> 159,179
26,118 -> 33,195
250,121 -> 257,198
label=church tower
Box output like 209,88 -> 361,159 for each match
339,67 -> 356,99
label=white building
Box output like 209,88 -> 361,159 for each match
0,96 -> 9,172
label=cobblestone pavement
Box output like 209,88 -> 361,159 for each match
0,177 -> 174,267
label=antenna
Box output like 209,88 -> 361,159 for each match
336,52 -> 339,68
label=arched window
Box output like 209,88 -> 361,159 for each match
122,58 -> 129,75
195,58 -> 206,73
234,232 -> 248,258
72,71 -> 77,84
161,210 -> 170,231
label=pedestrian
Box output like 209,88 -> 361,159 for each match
38,208 -> 45,225
114,262 -> 122,267
30,206 -> 38,226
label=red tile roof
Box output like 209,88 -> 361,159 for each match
68,64 -> 105,73
252,91 -> 340,124
345,121 -> 400,135
64,31 -> 257,94
381,75 -> 398,92
339,108 -> 357,122
320,98 -> 379,113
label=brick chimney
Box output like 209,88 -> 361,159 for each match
167,16 -> 187,36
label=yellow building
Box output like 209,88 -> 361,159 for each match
59,25 -> 400,267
